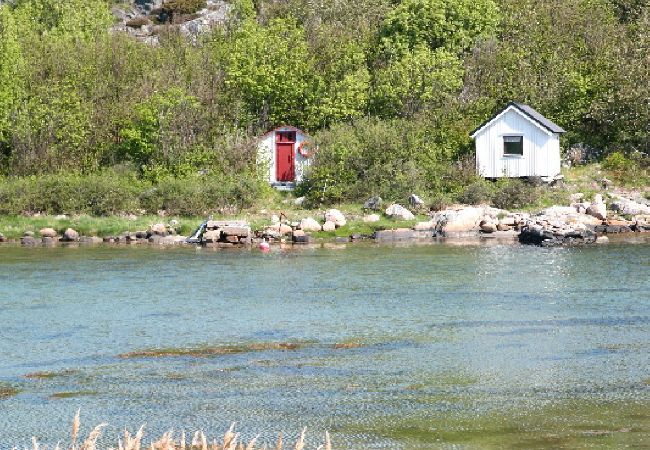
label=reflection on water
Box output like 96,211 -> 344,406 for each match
0,242 -> 648,448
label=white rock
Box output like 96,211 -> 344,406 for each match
363,214 -> 381,223
271,214 -> 280,224
322,221 -> 336,232
294,196 -> 305,206
324,209 -> 346,227
414,220 -> 436,231
385,204 -> 415,220
299,217 -> 322,232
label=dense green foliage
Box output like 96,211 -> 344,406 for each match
0,0 -> 647,211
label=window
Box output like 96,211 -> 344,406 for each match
503,136 -> 523,156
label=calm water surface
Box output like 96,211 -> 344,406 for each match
0,241 -> 648,449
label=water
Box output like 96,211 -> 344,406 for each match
0,241 -> 648,448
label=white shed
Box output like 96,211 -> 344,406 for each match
470,102 -> 565,180
257,125 -> 313,189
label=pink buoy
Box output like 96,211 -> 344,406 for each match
259,241 -> 270,252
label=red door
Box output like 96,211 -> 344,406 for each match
275,132 -> 295,182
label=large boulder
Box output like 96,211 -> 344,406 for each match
299,217 -> 322,232
610,197 -> 650,215
40,228 -> 57,238
385,204 -> 415,220
363,196 -> 383,211
61,228 -> 79,242
435,206 -> 484,235
324,209 -> 346,227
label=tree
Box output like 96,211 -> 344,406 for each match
0,6 -> 24,159
222,18 -> 320,130
372,45 -> 463,118
378,0 -> 500,58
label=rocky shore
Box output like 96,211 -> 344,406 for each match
1,192 -> 648,249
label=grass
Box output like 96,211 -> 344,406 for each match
0,163 -> 647,241
24,369 -> 78,379
28,410 -> 331,450
343,398 -> 650,449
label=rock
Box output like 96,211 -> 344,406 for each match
497,222 -> 511,231
21,236 -> 39,246
596,236 -> 609,244
41,236 -> 56,246
265,224 -> 292,235
202,230 -> 220,243
435,206 -> 484,235
385,204 -> 415,220
135,230 -> 148,239
299,217 -> 322,232
363,196 -> 382,211
414,221 -> 436,231
61,228 -> 79,242
23,231 -> 35,237
294,196 -> 305,206
373,229 -> 417,241
363,214 -> 381,223
610,197 -> 650,215
480,220 -> 497,233
569,193 -> 584,203
324,209 -> 346,227
408,194 -> 425,208
585,194 -> 607,220
79,236 -> 103,244
271,214 -> 280,224
292,229 -> 311,243
322,221 -> 336,232
149,223 -> 168,236
633,214 -> 650,231
54,214 -> 68,220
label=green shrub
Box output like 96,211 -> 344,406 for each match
602,152 -> 633,172
457,179 -> 495,205
492,179 -> 540,210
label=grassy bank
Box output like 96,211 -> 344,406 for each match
0,163 -> 647,241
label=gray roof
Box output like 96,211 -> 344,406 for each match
471,102 -> 566,136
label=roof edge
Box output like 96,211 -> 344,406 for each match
470,102 -> 565,138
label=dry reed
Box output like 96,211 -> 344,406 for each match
19,412 -> 332,450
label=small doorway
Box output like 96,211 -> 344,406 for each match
275,131 -> 296,182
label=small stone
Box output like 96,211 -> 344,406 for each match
497,223 -> 511,231
322,221 -> 336,232
596,236 -> 609,244
21,236 -> 39,246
